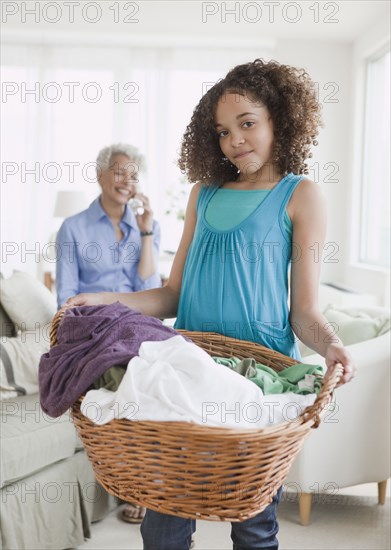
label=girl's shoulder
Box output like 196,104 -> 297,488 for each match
288,177 -> 326,221
185,182 -> 204,215
189,181 -> 218,203
188,181 -> 204,201
294,177 -> 325,200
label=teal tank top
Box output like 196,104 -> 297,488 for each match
205,188 -> 292,235
174,173 -> 304,359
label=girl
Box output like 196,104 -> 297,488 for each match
67,59 -> 356,550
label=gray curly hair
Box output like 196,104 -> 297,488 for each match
96,143 -> 145,174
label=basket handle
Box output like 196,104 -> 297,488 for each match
302,363 -> 344,428
49,304 -> 76,347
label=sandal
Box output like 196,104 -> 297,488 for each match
119,503 -> 146,524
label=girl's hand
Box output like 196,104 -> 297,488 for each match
134,193 -> 154,233
325,342 -> 356,386
64,292 -> 108,307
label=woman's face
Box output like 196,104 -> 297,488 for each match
98,154 -> 138,206
214,92 -> 276,180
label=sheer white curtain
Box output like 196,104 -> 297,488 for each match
1,41 -> 270,275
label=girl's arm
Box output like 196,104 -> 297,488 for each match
66,183 -> 202,319
288,179 -> 356,385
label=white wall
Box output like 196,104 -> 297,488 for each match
274,39 -> 352,285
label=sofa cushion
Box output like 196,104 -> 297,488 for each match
0,393 -> 79,488
0,271 -> 57,331
1,333 -> 49,400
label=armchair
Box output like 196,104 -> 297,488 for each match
285,306 -> 390,525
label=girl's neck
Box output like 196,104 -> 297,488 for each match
100,196 -> 126,224
225,164 -> 283,190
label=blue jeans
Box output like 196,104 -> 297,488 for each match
141,487 -> 283,550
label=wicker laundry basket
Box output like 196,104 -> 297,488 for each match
50,307 -> 342,522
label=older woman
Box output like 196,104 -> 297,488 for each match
56,143 -> 161,309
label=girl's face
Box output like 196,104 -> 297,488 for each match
98,154 -> 138,206
214,92 -> 276,181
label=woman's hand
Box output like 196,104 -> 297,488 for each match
325,342 -> 356,386
134,193 -> 154,233
64,292 -> 109,307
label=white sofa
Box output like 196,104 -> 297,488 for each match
0,272 -> 117,549
285,285 -> 390,525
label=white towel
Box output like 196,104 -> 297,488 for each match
81,336 -> 316,429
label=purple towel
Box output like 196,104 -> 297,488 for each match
39,303 -> 180,417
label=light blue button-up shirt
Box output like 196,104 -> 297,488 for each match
55,197 -> 161,308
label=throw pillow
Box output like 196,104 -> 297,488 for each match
0,271 -> 57,331
299,304 -> 390,357
323,304 -> 390,345
0,303 -> 16,338
0,333 -> 50,400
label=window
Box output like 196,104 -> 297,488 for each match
359,48 -> 390,268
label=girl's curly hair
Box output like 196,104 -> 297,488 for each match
178,59 -> 322,185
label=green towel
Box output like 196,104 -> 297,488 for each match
212,357 -> 324,395
90,366 -> 126,391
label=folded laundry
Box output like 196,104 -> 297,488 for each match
81,336 -> 317,429
39,303 -> 180,417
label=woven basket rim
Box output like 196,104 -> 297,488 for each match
72,394 -> 323,434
